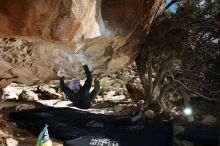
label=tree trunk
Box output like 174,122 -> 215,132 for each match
135,46 -> 149,105
0,88 -> 3,98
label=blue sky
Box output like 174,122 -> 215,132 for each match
166,0 -> 177,13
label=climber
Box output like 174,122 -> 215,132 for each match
58,64 -> 101,109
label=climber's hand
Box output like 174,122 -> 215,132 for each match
57,70 -> 65,77
81,59 -> 87,66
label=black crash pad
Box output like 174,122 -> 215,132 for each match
180,127 -> 218,146
9,107 -> 173,146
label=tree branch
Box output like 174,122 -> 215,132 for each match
147,52 -> 153,101
153,56 -> 175,89
169,73 -> 220,103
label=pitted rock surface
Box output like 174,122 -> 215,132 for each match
0,0 -> 164,87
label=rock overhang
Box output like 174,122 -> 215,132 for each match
0,0 -> 164,87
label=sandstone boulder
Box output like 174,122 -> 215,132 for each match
36,84 -> 61,100
201,114 -> 217,126
0,0 -> 164,88
126,77 -> 144,102
18,90 -> 38,101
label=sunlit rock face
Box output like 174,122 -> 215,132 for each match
0,0 -> 163,87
